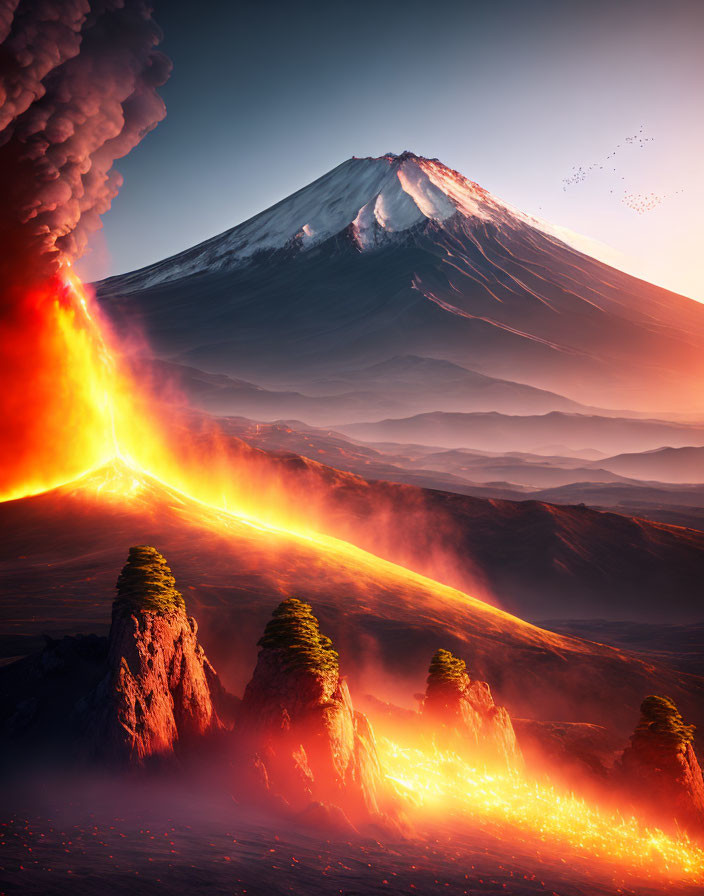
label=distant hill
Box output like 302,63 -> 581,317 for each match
340,411 -> 704,455
597,446 -> 704,484
135,355 -> 598,425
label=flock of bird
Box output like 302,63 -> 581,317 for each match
561,126 -> 682,214
621,188 -> 684,215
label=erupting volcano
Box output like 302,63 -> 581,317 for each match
1,3 -> 703,896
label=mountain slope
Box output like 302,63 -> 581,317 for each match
98,152 -> 704,413
2,415 -> 704,633
1,461 -> 702,743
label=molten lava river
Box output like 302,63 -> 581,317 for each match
2,272 -> 703,896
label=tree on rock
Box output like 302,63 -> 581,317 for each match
113,545 -> 185,617
632,695 -> 695,748
427,648 -> 467,692
257,597 -> 339,675
422,647 -> 522,770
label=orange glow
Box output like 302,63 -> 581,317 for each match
376,735 -> 704,884
0,272 -> 492,602
0,273 -> 116,500
2,270 -> 703,883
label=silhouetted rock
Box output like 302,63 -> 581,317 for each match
422,648 -> 522,769
0,547 -> 236,769
86,546 -> 226,766
617,695 -> 704,836
0,634 -> 108,762
237,598 -> 384,823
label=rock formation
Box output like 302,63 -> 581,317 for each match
87,546 -> 226,765
236,598 -> 384,823
0,634 -> 109,762
617,695 -> 704,836
421,648 -> 522,769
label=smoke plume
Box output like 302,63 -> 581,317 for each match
0,0 -> 170,282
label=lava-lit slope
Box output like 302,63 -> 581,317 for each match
138,415 -> 704,621
98,152 -> 704,413
1,462 -> 702,743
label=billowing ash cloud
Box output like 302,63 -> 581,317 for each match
0,0 -> 171,286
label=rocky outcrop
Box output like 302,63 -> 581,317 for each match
421,648 -> 522,769
617,695 -> 704,836
236,598 -> 384,823
86,546 -> 226,766
0,634 -> 108,762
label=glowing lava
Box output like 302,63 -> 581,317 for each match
2,271 -> 703,885
377,736 -> 704,884
1,271 -> 168,501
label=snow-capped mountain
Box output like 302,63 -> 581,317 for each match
108,152 -> 556,291
99,152 -> 704,414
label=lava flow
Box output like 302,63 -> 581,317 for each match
1,4 -> 702,892
376,736 -> 704,884
5,268 -> 702,889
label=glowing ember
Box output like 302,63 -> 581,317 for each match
377,736 -> 704,883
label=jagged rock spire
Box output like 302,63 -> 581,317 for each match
238,598 -> 384,823
90,546 -> 223,765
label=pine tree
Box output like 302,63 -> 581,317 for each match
426,648 -> 467,691
113,545 -> 186,617
633,695 -> 695,748
258,598 -> 339,675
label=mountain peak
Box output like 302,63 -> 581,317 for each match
380,150 -> 430,164
104,151 -> 517,292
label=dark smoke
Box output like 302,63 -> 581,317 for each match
0,0 -> 171,287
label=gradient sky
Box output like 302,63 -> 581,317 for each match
77,0 -> 704,303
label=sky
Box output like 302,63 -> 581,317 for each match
77,0 -> 704,303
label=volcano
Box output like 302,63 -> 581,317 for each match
98,151 -> 704,414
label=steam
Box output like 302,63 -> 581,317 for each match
0,0 -> 170,286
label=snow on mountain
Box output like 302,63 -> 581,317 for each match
99,150 -> 704,414
113,152 -> 562,291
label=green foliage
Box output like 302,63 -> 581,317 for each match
636,695 -> 695,747
113,546 -> 186,617
258,598 -> 339,675
427,648 -> 467,688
